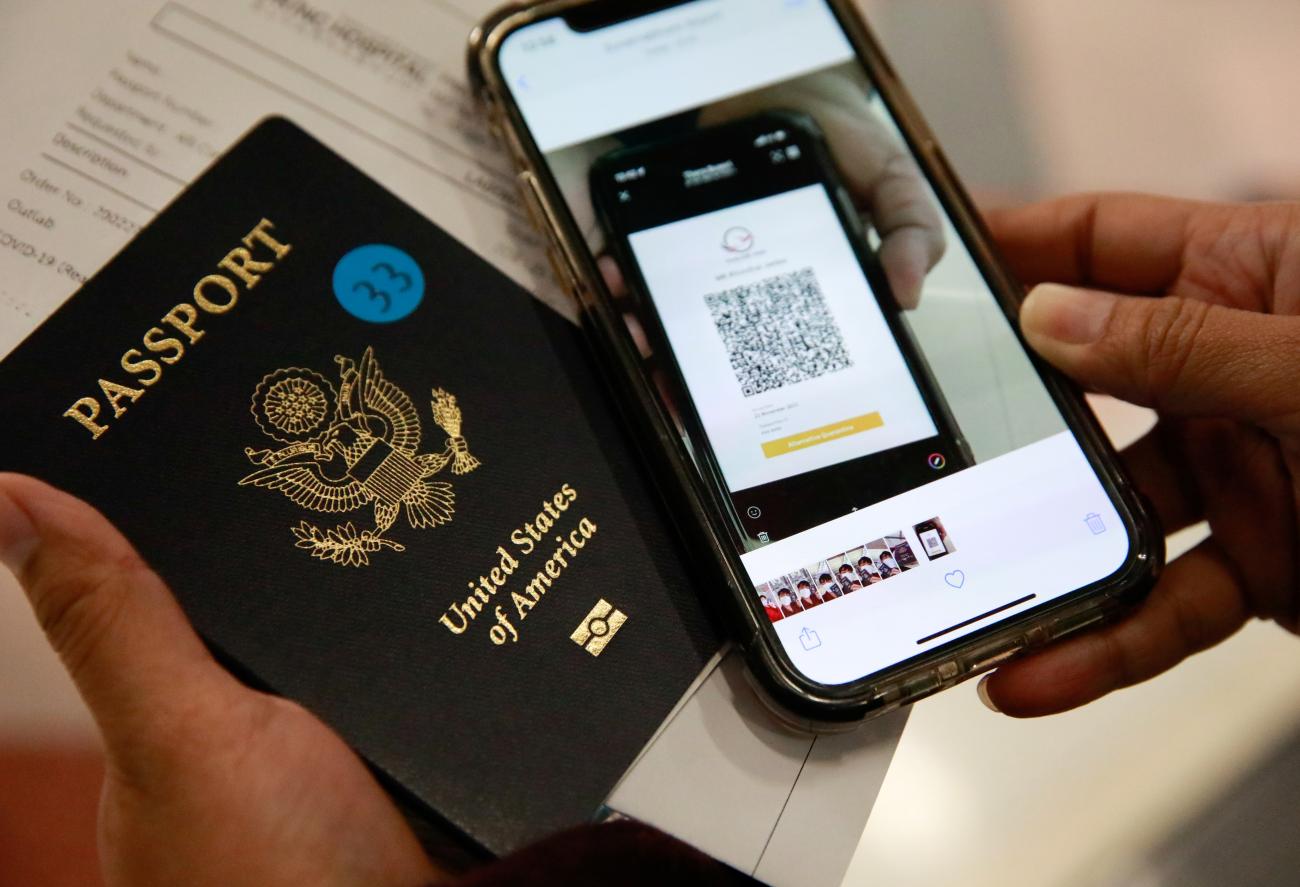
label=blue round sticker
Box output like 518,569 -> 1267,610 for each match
333,244 -> 425,323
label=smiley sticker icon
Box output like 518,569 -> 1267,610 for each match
333,244 -> 425,324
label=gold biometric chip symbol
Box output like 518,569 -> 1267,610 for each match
238,347 -> 481,567
571,599 -> 627,657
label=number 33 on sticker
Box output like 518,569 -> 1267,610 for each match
333,244 -> 426,323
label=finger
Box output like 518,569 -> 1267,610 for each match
1118,423 -> 1204,535
1020,284 -> 1300,434
597,254 -> 627,300
825,110 -> 946,309
984,193 -> 1202,292
597,256 -> 655,359
861,148 -> 946,309
876,208 -> 945,309
697,75 -> 945,309
981,538 -> 1250,717
623,312 -> 653,360
0,474 -> 238,756
1178,419 -> 1299,628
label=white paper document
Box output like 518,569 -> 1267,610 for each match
610,652 -> 907,886
0,1 -> 901,882
0,0 -> 560,359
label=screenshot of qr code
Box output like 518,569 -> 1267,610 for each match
703,267 -> 853,397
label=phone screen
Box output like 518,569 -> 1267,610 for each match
597,114 -> 972,543
499,0 -> 1135,687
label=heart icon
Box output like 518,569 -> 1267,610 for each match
944,570 -> 966,589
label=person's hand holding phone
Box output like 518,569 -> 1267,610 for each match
487,0 -> 1164,719
981,194 -> 1300,716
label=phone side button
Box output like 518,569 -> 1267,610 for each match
1023,625 -> 1050,648
969,646 -> 1022,674
1047,610 -> 1107,641
545,247 -> 580,295
517,171 -> 550,234
517,171 -> 580,292
899,670 -> 941,703
481,94 -> 506,144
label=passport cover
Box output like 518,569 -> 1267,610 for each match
0,118 -> 717,855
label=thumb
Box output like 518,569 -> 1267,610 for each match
878,221 -> 944,310
865,153 -> 946,310
0,474 -> 239,765
1020,284 -> 1300,431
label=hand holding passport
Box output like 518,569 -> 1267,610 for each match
0,119 -> 719,860
0,474 -> 749,885
0,474 -> 448,883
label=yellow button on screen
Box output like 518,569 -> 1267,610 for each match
761,412 -> 884,459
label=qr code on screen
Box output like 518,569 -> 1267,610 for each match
703,267 -> 852,398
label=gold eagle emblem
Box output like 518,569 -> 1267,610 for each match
239,347 -> 480,566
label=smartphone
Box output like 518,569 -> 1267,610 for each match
469,0 -> 1161,730
590,112 -> 974,544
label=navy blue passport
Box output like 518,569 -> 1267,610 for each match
0,118 -> 717,855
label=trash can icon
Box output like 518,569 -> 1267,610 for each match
1084,513 -> 1107,535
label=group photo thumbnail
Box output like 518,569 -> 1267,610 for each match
756,532 -> 918,623
755,517 -> 958,623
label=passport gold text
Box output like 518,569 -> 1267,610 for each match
441,483 -> 601,647
62,218 -> 292,439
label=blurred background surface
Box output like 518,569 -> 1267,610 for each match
847,3 -> 1300,887
4,2 -> 1300,885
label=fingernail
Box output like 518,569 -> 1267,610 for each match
0,482 -> 39,574
1021,284 -> 1115,346
976,675 -> 1001,713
